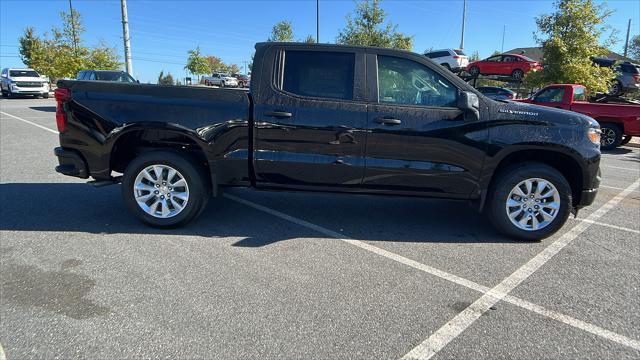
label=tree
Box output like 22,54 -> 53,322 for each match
227,63 -> 241,74
268,21 -> 294,42
629,35 -> 640,62
469,50 -> 480,62
337,0 -> 413,50
157,70 -> 175,85
86,42 -> 120,70
303,35 -> 316,43
184,47 -> 210,80
524,0 -> 616,94
205,55 -> 225,72
18,9 -> 121,82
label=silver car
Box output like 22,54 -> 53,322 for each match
609,62 -> 640,96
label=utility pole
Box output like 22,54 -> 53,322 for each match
501,25 -> 505,52
459,0 -> 467,49
243,61 -> 248,75
316,0 -> 320,43
68,0 -> 78,58
623,19 -> 631,58
120,0 -> 133,75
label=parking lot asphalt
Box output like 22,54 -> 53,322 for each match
1,97 -> 639,359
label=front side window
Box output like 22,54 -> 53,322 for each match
282,50 -> 354,100
534,88 -> 565,103
486,56 -> 502,62
377,55 -> 457,107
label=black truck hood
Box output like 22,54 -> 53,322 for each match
493,100 -> 599,128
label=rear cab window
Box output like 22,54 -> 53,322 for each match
534,87 -> 565,103
572,87 -> 587,101
281,50 -> 355,100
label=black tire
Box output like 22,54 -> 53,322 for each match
599,123 -> 623,150
487,162 -> 571,241
607,81 -> 622,96
620,135 -> 632,146
469,66 -> 480,77
121,151 -> 210,228
511,69 -> 524,81
219,81 -> 225,88
42,92 -> 50,99
1,90 -> 6,98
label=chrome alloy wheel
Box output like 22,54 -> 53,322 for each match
505,178 -> 561,231
133,164 -> 189,218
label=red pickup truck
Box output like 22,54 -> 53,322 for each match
519,84 -> 640,150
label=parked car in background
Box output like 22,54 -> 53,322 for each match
76,70 -> 137,83
53,42 -> 602,240
202,73 -> 238,87
518,84 -> 640,150
591,58 -> 640,96
476,86 -> 517,100
232,74 -> 250,88
424,49 -> 468,73
610,62 -> 639,96
1,68 -> 49,98
466,54 -> 541,80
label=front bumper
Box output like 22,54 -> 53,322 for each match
10,86 -> 49,94
577,168 -> 601,207
54,147 -> 88,178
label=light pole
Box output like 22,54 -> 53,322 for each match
316,0 -> 320,43
120,0 -> 133,75
459,0 -> 467,50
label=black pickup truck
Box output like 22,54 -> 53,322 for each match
54,42 -> 601,240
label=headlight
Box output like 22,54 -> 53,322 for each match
588,128 -> 601,145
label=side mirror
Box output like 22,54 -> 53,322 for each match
136,80 -> 140,83
458,91 -> 480,121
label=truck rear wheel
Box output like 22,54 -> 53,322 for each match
121,151 -> 209,228
599,123 -> 623,150
488,163 -> 571,241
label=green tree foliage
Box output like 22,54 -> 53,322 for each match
184,47 -> 210,79
469,50 -> 480,62
337,0 -> 413,50
204,55 -> 241,74
157,70 -> 175,85
524,0 -> 616,94
629,35 -> 640,62
303,35 -> 316,43
268,21 -> 294,42
18,10 -> 119,82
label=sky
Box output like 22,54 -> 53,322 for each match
1,0 -> 638,83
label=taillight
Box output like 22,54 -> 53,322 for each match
633,74 -> 640,83
453,55 -> 460,59
54,88 -> 70,133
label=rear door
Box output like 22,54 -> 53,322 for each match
363,51 -> 485,196
252,46 -> 368,188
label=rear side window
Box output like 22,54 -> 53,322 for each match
426,51 -> 450,59
453,50 -> 466,56
282,50 -> 355,100
620,64 -> 639,74
573,87 -> 587,101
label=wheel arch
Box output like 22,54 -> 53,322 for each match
108,125 -> 217,194
480,148 -> 585,211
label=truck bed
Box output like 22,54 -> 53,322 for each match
56,80 -> 252,184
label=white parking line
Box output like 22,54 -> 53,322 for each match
603,165 -> 639,172
401,179 -> 639,360
572,218 -> 640,234
224,192 -> 640,354
6,107 -> 640,354
1,111 -> 58,134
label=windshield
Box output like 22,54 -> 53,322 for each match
95,71 -> 135,82
10,70 -> 40,77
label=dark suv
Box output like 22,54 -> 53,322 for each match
76,70 -> 138,83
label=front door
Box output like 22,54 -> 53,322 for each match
253,48 -> 368,188
363,53 -> 485,196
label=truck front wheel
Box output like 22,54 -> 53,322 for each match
121,151 -> 210,228
488,163 -> 571,241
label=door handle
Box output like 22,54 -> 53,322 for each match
264,110 -> 292,118
375,117 -> 402,125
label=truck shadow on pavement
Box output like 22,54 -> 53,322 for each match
29,106 -> 56,112
0,183 -> 519,245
